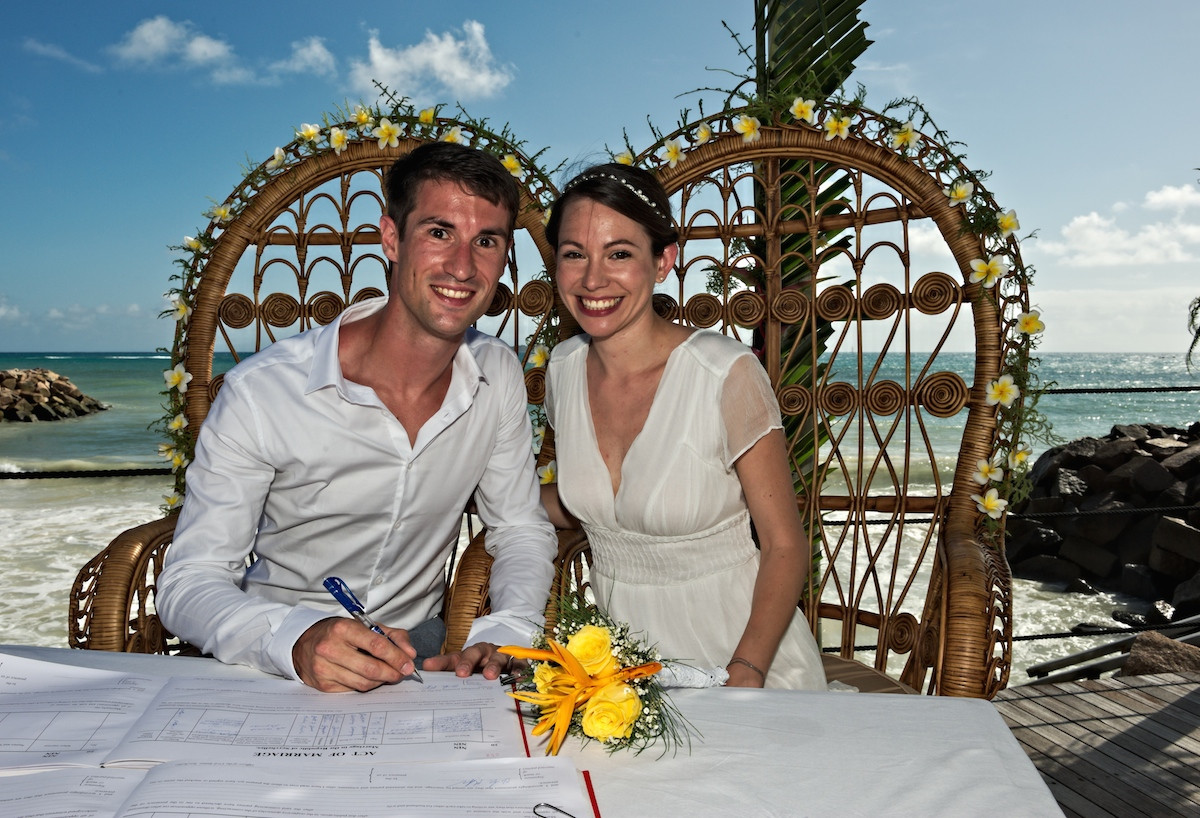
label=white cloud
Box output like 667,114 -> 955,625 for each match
0,294 -> 26,323
1032,286 -> 1198,353
1143,183 -> 1200,211
109,16 -> 191,63
1037,210 -> 1200,266
22,38 -> 102,73
270,37 -> 336,77
347,21 -> 513,102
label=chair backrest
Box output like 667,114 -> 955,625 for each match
73,103 -> 1033,698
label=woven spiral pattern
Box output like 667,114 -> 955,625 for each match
770,289 -> 809,325
652,293 -> 679,321
524,367 -> 546,405
517,280 -> 553,316
914,371 -> 969,417
815,287 -> 854,321
818,382 -> 859,415
486,283 -> 513,317
307,292 -> 344,325
728,290 -> 766,327
911,272 -> 961,315
865,380 -> 907,416
260,293 -> 301,327
887,612 -> 920,654
776,384 -> 812,417
351,287 -> 385,304
218,294 -> 256,329
685,293 -> 723,328
207,373 -> 224,403
860,283 -> 904,320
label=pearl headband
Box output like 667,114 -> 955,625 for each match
564,172 -> 668,220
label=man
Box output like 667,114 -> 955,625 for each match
157,142 -> 557,692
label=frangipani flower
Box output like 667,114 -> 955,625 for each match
890,120 -> 918,150
541,208 -> 552,226
998,209 -> 1020,238
373,118 -> 401,149
1016,310 -> 1045,334
328,127 -> 348,155
823,114 -> 852,141
528,343 -> 550,368
418,107 -> 436,125
970,487 -> 1008,519
501,154 -> 523,178
537,460 -> 557,485
353,105 -> 375,130
168,413 -> 188,432
1007,445 -> 1033,471
170,451 -> 190,472
182,236 -> 203,253
440,126 -> 464,144
163,492 -> 183,511
296,122 -> 321,144
170,296 -> 192,323
662,138 -> 684,168
164,363 -> 193,394
985,374 -> 1020,408
266,147 -> 287,170
944,180 -> 974,207
969,255 -> 1011,288
531,424 -> 546,453
973,457 -> 1004,485
207,204 -> 233,224
790,97 -> 816,124
614,150 -> 634,166
158,443 -> 176,460
733,115 -> 761,143
694,121 -> 713,145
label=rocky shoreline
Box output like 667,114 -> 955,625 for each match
0,368 -> 109,422
1009,422 -> 1200,622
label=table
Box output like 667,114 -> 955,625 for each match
1,645 -> 1062,817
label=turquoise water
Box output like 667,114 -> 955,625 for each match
1,350 -> 1197,677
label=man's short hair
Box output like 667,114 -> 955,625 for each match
384,142 -> 520,236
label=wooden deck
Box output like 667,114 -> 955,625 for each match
993,672 -> 1200,817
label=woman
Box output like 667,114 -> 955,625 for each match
541,163 -> 826,690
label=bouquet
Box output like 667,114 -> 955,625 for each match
499,596 -> 694,757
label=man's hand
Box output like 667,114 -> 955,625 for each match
422,641 -> 518,680
293,617 -> 420,692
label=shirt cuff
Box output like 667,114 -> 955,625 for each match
465,611 -> 544,651
268,605 -> 336,681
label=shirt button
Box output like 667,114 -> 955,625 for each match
373,576 -> 383,586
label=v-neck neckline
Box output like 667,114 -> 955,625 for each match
581,332 -> 698,504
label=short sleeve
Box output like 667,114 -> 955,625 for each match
721,353 -> 783,468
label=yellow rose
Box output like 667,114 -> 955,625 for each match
581,682 -> 641,742
533,661 -> 568,694
565,625 -> 619,677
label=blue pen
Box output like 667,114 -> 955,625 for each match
323,577 -> 423,682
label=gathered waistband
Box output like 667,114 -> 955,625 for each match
585,511 -> 757,585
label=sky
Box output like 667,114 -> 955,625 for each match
1,1 -> 1198,355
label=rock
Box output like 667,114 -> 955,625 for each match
1092,437 -> 1139,470
1012,554 -> 1081,583
1106,456 -> 1174,495
1172,570 -> 1200,619
1065,578 -> 1100,595
1111,424 -> 1150,441
0,368 -> 108,422
1153,516 -> 1200,564
1162,443 -> 1200,479
1142,437 -> 1190,459
1060,536 -> 1119,578
1111,609 -> 1148,627
1120,563 -> 1160,600
1006,526 -> 1063,564
1121,629 -> 1200,676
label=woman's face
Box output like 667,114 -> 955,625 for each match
554,198 -> 675,341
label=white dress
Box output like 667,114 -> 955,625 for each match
546,331 -> 826,690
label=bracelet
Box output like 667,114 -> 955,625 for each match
728,656 -> 766,680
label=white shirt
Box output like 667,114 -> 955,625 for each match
157,297 -> 557,679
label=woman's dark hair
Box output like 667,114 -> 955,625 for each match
384,142 -> 520,234
546,163 -> 678,255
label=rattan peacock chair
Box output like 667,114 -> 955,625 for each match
71,102 -> 1034,699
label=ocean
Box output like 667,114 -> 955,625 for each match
2,350 -> 1198,682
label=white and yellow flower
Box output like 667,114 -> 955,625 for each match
373,118 -> 401,149
265,146 -> 287,170
182,236 -> 203,253
985,374 -> 1020,408
353,105 -> 375,130
969,255 -> 1010,289
790,97 -> 816,124
168,412 -> 189,432
206,204 -> 233,224
614,150 -> 634,165
997,208 -> 1020,238
1007,445 -> 1033,471
733,115 -> 761,143
890,120 -> 918,150
296,122 -> 321,144
823,114 -> 852,141
537,460 -> 557,485
662,138 -> 684,168
170,451 -> 190,472
501,153 -> 523,179
973,457 -> 1004,485
170,296 -> 192,323
163,491 -> 183,511
440,125 -> 464,144
528,343 -> 550,368
328,127 -> 348,155
944,180 -> 974,207
532,424 -> 546,453
1016,310 -> 1045,334
694,121 -> 713,145
418,107 -> 436,126
970,487 -> 1008,519
163,363 -> 193,394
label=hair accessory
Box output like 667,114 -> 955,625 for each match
564,172 -> 667,219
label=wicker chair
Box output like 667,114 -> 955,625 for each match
71,106 -> 1028,698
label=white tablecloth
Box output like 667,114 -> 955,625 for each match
0,645 -> 1062,817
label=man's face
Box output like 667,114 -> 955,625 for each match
380,178 -> 511,344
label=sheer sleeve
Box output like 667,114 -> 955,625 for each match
720,353 -> 783,468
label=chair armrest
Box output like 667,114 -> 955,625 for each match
68,515 -> 178,653
442,532 -> 494,654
